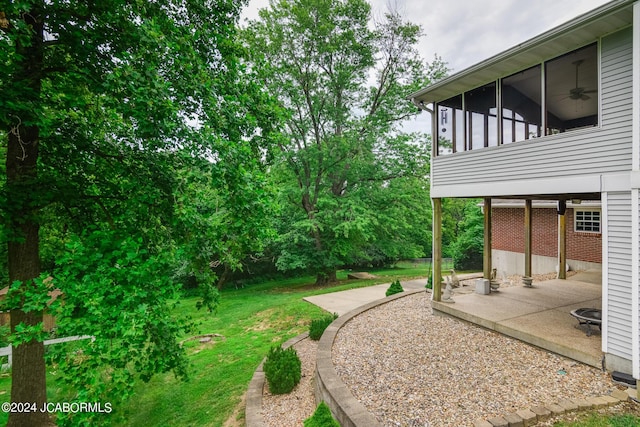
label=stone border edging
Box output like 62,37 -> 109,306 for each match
473,390 -> 632,427
314,289 -> 426,427
245,332 -> 309,427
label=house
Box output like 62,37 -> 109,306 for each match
410,0 -> 640,380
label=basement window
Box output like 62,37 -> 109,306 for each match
574,209 -> 600,233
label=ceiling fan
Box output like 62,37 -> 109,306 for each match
568,60 -> 597,101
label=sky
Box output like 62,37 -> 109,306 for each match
240,0 -> 612,131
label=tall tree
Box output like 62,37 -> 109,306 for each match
244,0 -> 446,284
0,1 -> 277,425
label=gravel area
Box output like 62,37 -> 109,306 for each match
259,272 -> 616,427
261,338 -> 317,426
332,291 -> 616,427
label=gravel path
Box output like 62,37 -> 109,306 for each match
332,291 -> 616,427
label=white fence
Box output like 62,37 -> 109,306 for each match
0,335 -> 94,368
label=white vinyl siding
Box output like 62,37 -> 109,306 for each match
606,192 -> 633,360
602,28 -> 634,127
431,27 -> 633,196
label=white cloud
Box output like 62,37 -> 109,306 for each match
400,0 -> 611,73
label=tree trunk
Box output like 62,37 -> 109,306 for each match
315,270 -> 338,286
5,7 -> 52,427
6,119 -> 51,427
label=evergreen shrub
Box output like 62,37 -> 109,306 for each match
309,313 -> 338,341
385,279 -> 404,297
263,345 -> 301,394
303,401 -> 340,427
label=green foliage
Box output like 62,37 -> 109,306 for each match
0,325 -> 9,348
426,264 -> 433,289
42,230 -> 191,424
263,345 -> 302,395
449,200 -> 484,271
244,0 -> 447,284
385,280 -> 404,297
1,0 -> 281,423
309,313 -> 339,340
552,412 -> 640,426
304,401 -> 341,427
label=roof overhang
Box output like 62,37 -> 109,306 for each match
409,0 -> 635,105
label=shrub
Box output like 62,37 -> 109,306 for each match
263,345 -> 302,394
309,313 -> 338,341
385,279 -> 404,297
303,401 -> 340,427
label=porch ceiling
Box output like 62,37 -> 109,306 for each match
409,0 -> 634,105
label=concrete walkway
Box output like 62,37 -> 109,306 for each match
303,273 -> 481,316
302,278 -> 427,316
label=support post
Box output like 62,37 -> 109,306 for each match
525,199 -> 532,277
558,200 -> 567,279
433,198 -> 442,302
483,198 -> 492,279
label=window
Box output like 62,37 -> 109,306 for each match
545,43 -> 598,134
502,65 -> 542,144
574,209 -> 600,233
434,43 -> 599,157
465,82 -> 497,149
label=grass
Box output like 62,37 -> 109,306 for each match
118,262 -> 433,426
0,262 -> 433,426
552,413 -> 640,426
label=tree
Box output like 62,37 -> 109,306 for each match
244,0 -> 447,284
0,1 -> 277,425
449,199 -> 484,270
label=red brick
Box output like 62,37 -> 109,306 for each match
492,207 -> 601,263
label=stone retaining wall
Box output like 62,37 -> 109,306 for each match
314,290 -> 425,427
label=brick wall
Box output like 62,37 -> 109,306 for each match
491,207 -> 601,263
566,209 -> 602,263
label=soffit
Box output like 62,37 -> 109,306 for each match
409,0 -> 634,105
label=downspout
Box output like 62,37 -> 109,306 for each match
630,0 -> 640,383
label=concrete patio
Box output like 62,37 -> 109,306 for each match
432,271 -> 603,369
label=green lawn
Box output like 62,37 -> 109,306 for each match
553,413 -> 640,427
0,262 -> 434,426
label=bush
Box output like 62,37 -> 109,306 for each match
309,313 -> 339,341
263,345 -> 302,394
385,279 -> 404,297
303,401 -> 340,427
